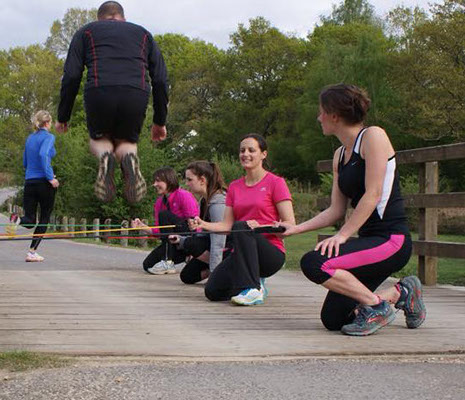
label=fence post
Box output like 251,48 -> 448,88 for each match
80,218 -> 87,238
68,218 -> 75,237
93,218 -> 100,242
140,219 -> 148,248
121,220 -> 128,247
418,161 -> 438,285
49,215 -> 56,231
103,218 -> 111,244
61,216 -> 68,234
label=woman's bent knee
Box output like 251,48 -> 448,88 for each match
180,268 -> 201,285
300,251 -> 328,284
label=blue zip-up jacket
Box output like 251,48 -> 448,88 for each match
23,129 -> 56,181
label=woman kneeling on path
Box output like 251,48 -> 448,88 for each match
169,161 -> 229,284
132,167 -> 199,275
190,134 -> 295,306
279,84 -> 426,336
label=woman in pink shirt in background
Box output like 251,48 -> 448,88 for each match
132,167 -> 199,275
190,134 -> 295,305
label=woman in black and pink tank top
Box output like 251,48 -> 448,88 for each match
279,84 -> 426,336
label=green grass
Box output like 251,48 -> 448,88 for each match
0,351 -> 70,372
284,230 -> 465,286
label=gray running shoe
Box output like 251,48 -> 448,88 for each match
121,153 -> 146,204
94,152 -> 116,202
341,301 -> 395,336
395,275 -> 426,329
147,260 -> 177,275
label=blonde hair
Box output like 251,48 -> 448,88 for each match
32,110 -> 52,130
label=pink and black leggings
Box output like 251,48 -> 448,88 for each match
300,234 -> 412,331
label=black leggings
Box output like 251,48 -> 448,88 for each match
205,221 -> 285,301
179,235 -> 210,284
300,234 -> 412,331
142,210 -> 188,269
20,180 -> 56,250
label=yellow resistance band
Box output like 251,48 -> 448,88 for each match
4,224 -> 177,239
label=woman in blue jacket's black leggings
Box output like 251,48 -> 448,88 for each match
279,84 -> 426,336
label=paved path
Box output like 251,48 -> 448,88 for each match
0,213 -> 464,359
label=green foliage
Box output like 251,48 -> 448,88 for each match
2,3 -> 465,226
45,8 -> 98,57
0,45 -> 62,122
320,0 -> 379,26
318,173 -> 333,196
388,1 -> 465,142
212,154 -> 244,184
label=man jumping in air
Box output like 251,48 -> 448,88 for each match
56,1 -> 168,203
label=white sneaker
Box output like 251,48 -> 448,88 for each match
231,288 -> 264,306
147,260 -> 177,275
25,251 -> 44,262
164,260 -> 177,274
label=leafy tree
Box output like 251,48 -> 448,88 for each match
295,22 -> 397,182
192,17 -> 308,172
45,8 -> 97,57
386,6 -> 428,51
320,0 -> 379,26
0,45 -> 62,121
0,45 -> 63,172
389,0 -> 465,141
155,34 -> 227,150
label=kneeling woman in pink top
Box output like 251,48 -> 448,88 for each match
190,134 -> 295,305
133,167 -> 199,275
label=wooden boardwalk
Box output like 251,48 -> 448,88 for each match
1,214 -> 464,359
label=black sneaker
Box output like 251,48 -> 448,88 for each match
341,300 -> 395,336
121,153 -> 146,204
94,152 -> 116,202
395,276 -> 426,329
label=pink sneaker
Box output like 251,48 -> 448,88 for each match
25,251 -> 44,262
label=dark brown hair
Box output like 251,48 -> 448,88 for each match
186,161 -> 227,219
240,133 -> 271,170
98,1 -> 125,19
319,84 -> 371,124
153,167 -> 179,193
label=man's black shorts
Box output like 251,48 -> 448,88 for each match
84,85 -> 149,143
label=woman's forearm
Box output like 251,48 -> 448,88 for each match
201,220 -> 233,233
294,207 -> 345,234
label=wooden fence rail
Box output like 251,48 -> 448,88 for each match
316,142 -> 465,286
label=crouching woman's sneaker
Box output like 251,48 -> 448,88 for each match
341,300 -> 395,336
231,288 -> 264,306
395,275 -> 426,329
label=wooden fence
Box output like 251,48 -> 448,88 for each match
6,203 -> 152,249
316,142 -> 465,286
